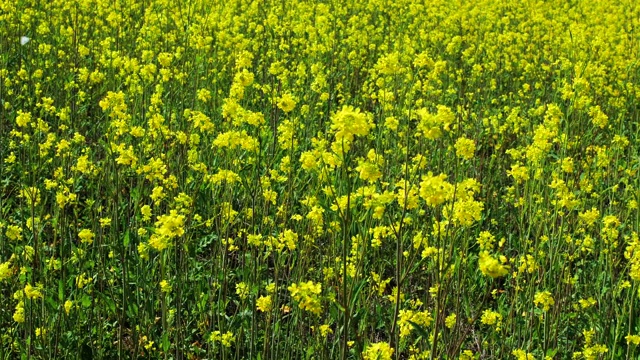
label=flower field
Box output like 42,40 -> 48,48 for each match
1,0 -> 639,358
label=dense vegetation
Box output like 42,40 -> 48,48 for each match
1,0 -> 639,359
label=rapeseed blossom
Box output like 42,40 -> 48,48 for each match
288,281 -> 322,315
363,342 -> 394,360
478,251 -> 509,278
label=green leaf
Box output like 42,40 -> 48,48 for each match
103,295 -> 116,314
350,279 -> 367,310
127,303 -> 139,318
546,349 -> 558,358
46,296 -> 57,310
123,230 -> 130,247
162,332 -> 170,352
407,320 -> 430,340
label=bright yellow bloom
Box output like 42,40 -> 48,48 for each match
419,172 -> 454,207
330,106 -> 372,145
24,283 -> 43,299
454,137 -> 476,160
533,291 -> 554,312
209,330 -> 235,348
363,342 -> 394,360
141,205 -> 152,221
318,324 -> 332,337
78,229 -> 95,244
626,334 -> 640,345
480,309 -> 502,331
0,260 -> 13,281
512,349 -> 535,360
445,313 -> 457,329
288,281 -> 322,315
478,251 -> 509,278
15,110 -> 32,127
64,300 -> 73,315
256,295 -> 272,312
13,302 -> 25,323
398,309 -> 433,338
277,93 -> 297,113
236,282 -> 249,300
415,106 -> 453,140
5,225 -> 22,241
160,280 -> 172,293
151,210 -> 185,251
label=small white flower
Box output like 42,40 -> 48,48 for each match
20,36 -> 30,45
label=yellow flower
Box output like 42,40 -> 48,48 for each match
75,155 -> 93,175
398,309 -> 433,338
209,330 -> 235,348
477,231 -> 497,251
507,163 -> 530,184
15,110 -> 32,127
288,281 -> 322,315
578,297 -> 596,309
415,105 -> 453,140
20,186 -> 41,205
445,313 -> 457,329
330,106 -> 372,146
160,280 -> 172,293
626,334 -> 640,345
363,342 -> 394,360
480,309 -> 502,331
589,105 -> 608,129
142,335 -> 155,350
256,295 -> 272,312
578,208 -> 600,227
64,300 -> 73,315
78,229 -> 95,244
478,251 -> 509,278
446,198 -> 484,227
197,88 -> 211,102
384,116 -> 399,131
454,137 -> 476,160
236,282 -> 249,300
141,205 -> 152,221
419,172 -> 454,207
0,260 -> 13,281
152,210 -> 185,250
459,350 -> 474,360
512,349 -> 535,360
5,225 -> 22,241
533,291 -> 554,312
221,332 -> 235,347
24,283 -> 43,299
299,151 -> 318,170
76,273 -> 92,289
318,324 -> 332,337
13,302 -> 25,323
277,93 -> 297,113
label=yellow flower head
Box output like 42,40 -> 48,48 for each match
78,229 -> 95,244
478,251 -> 509,278
454,137 -> 476,160
533,291 -> 554,312
24,283 -> 43,299
288,281 -> 322,315
277,93 -> 297,113
256,295 -> 272,312
363,342 -> 394,360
